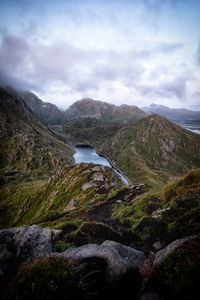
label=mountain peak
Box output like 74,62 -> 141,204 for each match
149,103 -> 169,109
65,98 -> 146,124
79,97 -> 94,101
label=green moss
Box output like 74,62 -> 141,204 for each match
162,169 -> 200,202
112,192 -> 162,232
153,238 -> 200,299
3,257 -> 85,300
111,169 -> 200,242
55,241 -> 75,252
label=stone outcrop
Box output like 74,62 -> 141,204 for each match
1,223 -> 199,299
153,235 -> 197,265
0,225 -> 146,295
54,240 -> 145,282
0,225 -> 61,282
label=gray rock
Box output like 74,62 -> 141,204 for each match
82,182 -> 96,191
64,198 -> 78,211
152,207 -> 171,219
10,225 -> 61,259
154,236 -> 196,265
116,200 -> 123,204
93,174 -> 104,182
0,230 -> 14,265
0,225 -> 61,279
54,240 -> 145,282
153,241 -> 165,251
91,166 -> 101,172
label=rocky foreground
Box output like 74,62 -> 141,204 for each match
0,225 -> 199,299
0,166 -> 200,299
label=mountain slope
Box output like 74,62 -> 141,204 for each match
0,163 -> 123,230
96,114 -> 200,187
65,98 -> 147,125
0,87 -> 74,183
17,90 -> 66,125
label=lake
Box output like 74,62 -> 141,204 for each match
176,122 -> 200,135
180,125 -> 200,135
73,145 -> 129,184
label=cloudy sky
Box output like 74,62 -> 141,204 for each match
0,0 -> 200,109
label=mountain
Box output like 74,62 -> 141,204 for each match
65,98 -> 147,125
17,90 -> 66,125
82,114 -> 200,187
0,87 -> 74,184
142,103 -> 200,124
1,88 -> 200,299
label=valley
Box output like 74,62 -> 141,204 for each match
0,87 -> 200,299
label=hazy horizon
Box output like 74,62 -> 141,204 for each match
0,0 -> 200,109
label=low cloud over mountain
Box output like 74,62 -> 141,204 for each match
0,0 -> 200,108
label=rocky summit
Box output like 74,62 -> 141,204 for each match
0,88 -> 200,299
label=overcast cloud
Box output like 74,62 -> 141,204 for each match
0,0 -> 200,109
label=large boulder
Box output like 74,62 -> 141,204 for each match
0,226 -> 145,299
153,235 -> 196,265
54,240 -> 145,282
0,225 -> 61,282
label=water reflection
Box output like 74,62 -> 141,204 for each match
74,145 -> 128,184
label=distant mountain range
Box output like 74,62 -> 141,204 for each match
142,103 -> 200,124
10,89 -> 200,127
14,92 -> 147,126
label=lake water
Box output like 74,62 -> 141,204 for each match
74,145 -> 129,184
176,123 -> 200,135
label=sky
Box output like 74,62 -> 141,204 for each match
0,0 -> 200,109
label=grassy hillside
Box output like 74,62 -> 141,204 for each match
0,163 -> 123,230
97,114 -> 200,187
1,163 -> 199,251
112,168 -> 200,244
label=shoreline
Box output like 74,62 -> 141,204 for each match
74,142 -> 130,185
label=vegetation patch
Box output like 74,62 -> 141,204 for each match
112,169 -> 200,243
152,237 -> 200,300
2,257 -> 85,300
0,163 -> 122,229
162,168 -> 200,202
112,193 -> 162,232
